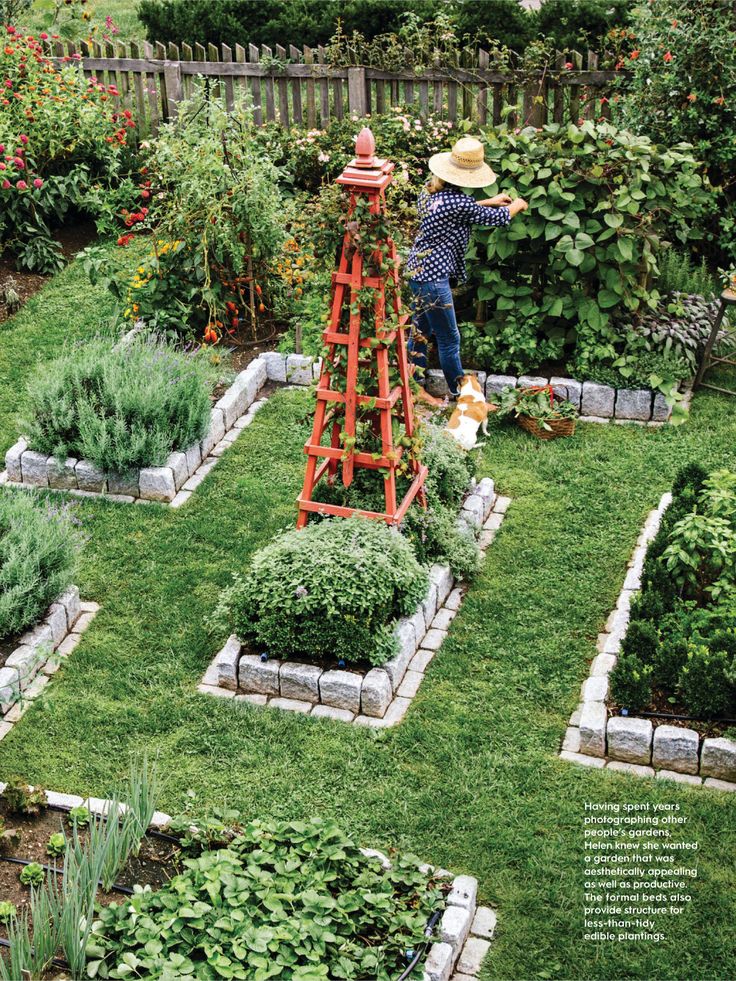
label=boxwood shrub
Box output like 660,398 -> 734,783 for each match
215,517 -> 428,667
610,464 -> 736,717
0,494 -> 79,643
24,337 -> 215,474
88,816 -> 444,981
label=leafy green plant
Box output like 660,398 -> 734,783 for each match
662,513 -> 736,601
1,776 -> 48,816
24,336 -> 216,474
465,120 -> 711,407
0,901 -> 16,923
69,805 -> 91,828
495,386 -> 578,429
0,494 -> 79,644
87,816 -> 443,981
213,517 -> 428,666
19,862 -> 45,887
677,644 -> 735,720
609,653 -> 652,711
46,832 -> 66,858
656,249 -> 718,299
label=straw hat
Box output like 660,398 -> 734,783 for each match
428,137 -> 496,188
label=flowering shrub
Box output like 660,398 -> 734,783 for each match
24,336 -> 216,473
616,0 -> 736,265
214,517 -> 428,667
0,493 -> 80,643
0,26 -> 133,272
464,120 -> 711,407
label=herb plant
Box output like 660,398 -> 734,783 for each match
495,386 -> 578,428
87,817 -> 444,981
24,336 -> 216,474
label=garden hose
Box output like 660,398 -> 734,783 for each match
0,854 -> 134,896
394,908 -> 443,981
619,710 -> 736,724
46,802 -> 182,845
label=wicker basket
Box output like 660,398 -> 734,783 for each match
516,413 -> 576,441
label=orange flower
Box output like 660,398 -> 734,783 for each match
663,51 -> 673,63
686,93 -> 697,102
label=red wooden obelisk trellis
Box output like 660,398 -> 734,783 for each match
296,128 -> 427,528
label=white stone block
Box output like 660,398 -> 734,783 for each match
549,377 -> 582,408
280,661 -> 322,702
238,655 -> 280,695
456,936 -> 491,976
581,381 -> 615,417
47,604 -> 68,648
462,494 -> 484,529
421,581 -> 439,626
429,564 -> 453,606
261,351 -> 287,382
470,906 -> 497,939
201,408 -> 226,459
75,459 -> 106,492
319,670 -> 362,713
590,653 -> 617,676
5,438 -> 27,481
440,905 -> 471,955
655,769 -> 702,787
215,635 -> 242,690
579,701 -> 607,757
311,704 -> 354,723
21,450 -> 50,486
560,750 -> 606,768
47,456 -> 78,489
607,716 -> 652,765
423,628 -> 448,651
139,466 -> 176,502
518,374 -> 548,389
286,354 -> 315,386
581,676 -> 608,702
703,777 -> 736,792
423,942 -> 454,981
651,393 -> 672,422
606,761 -> 654,778
700,738 -> 736,782
447,874 -> 478,911
58,585 -> 81,629
562,726 -> 581,754
107,471 -> 139,496
361,668 -> 393,718
165,452 -> 188,491
270,696 -> 312,714
485,374 -> 516,397
384,618 -> 416,689
185,441 -> 202,477
476,477 -> 495,517
615,389 -> 653,421
652,725 -> 699,775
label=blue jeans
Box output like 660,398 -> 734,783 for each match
408,278 -> 464,398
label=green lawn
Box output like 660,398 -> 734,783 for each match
0,253 -> 734,981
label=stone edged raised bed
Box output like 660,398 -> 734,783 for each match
0,587 -> 99,741
0,351 -> 324,507
200,486 -> 512,726
560,493 -> 736,791
0,783 -> 497,981
464,371 -> 681,425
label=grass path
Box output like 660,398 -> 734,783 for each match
0,257 -> 734,980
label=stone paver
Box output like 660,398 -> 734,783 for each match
280,662 -> 322,702
456,937 -> 491,976
700,738 -> 736,781
581,381 -> 615,417
311,704 -> 355,723
652,725 -> 699,774
319,670 -> 362,713
270,697 -> 312,714
579,701 -> 607,757
607,716 -> 652,765
360,668 -> 392,717
238,656 -> 280,696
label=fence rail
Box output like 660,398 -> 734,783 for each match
47,40 -> 628,138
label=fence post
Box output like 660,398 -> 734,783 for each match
163,60 -> 182,120
347,66 -> 367,117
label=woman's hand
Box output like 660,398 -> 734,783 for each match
478,193 -> 513,207
508,197 -> 529,217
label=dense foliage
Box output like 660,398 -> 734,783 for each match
617,0 -> 736,266
464,119 -> 711,404
610,464 -> 736,718
0,494 -> 78,643
215,517 -> 428,667
24,336 -> 215,473
137,0 -> 633,56
0,26 -> 134,273
88,816 -> 443,981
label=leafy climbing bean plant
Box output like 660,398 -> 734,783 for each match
86,817 -> 444,981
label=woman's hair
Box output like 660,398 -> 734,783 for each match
427,174 -> 445,194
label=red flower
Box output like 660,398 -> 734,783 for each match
19,134 -> 28,144
32,177 -> 43,188
0,179 -> 9,189
14,157 -> 24,169
663,51 -> 673,62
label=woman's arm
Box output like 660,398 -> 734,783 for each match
459,194 -> 528,227
478,194 -> 528,217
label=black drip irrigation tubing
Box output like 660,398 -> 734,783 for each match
395,908 -> 443,981
46,803 -> 181,845
0,854 -> 134,896
0,938 -> 68,970
619,710 -> 736,724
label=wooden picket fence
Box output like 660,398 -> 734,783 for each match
47,40 -> 627,138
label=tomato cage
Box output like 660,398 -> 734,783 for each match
296,127 -> 427,528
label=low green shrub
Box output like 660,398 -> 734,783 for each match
678,644 -> 735,720
0,496 -> 78,643
214,517 -> 428,667
421,424 -> 476,508
87,816 -> 443,981
609,653 -> 652,712
24,337 -> 216,474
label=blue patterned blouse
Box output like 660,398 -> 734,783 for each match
406,186 -> 511,283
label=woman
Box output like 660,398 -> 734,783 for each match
405,136 -> 528,404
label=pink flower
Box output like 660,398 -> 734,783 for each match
14,157 -> 24,168
19,133 -> 28,144
0,144 -> 3,153
32,177 -> 43,188
1,179 -> 10,189
565,61 -> 573,69
15,179 -> 27,189
39,32 -> 48,40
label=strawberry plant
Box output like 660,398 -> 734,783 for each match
87,816 -> 444,981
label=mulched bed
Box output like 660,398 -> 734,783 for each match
0,801 -> 180,939
608,690 -> 734,739
0,222 -> 98,326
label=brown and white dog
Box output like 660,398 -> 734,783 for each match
445,375 -> 494,451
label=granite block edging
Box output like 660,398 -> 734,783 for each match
199,485 -> 512,727
0,782 -> 497,981
0,589 -> 99,741
0,351 -> 322,508
483,373 -> 685,426
560,492 -> 736,791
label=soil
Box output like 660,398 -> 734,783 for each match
608,692 -> 734,739
0,801 -> 180,942
0,222 -> 98,326
240,638 -> 375,676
